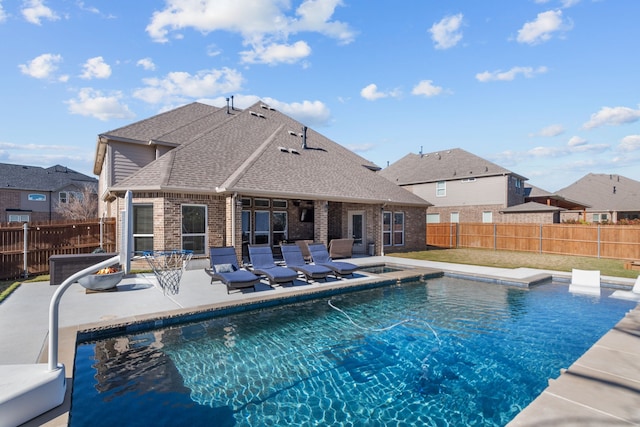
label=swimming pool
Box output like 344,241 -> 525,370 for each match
70,277 -> 635,426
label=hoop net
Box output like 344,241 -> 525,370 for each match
143,250 -> 193,295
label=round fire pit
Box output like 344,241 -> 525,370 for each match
78,271 -> 124,291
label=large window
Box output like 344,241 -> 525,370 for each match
182,205 -> 206,255
59,191 -> 83,204
8,213 -> 30,222
426,213 -> 441,223
383,211 -> 405,246
133,204 -> 153,254
254,211 -> 270,245
436,181 -> 446,197
272,212 -> 287,246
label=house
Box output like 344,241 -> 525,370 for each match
0,163 -> 97,223
498,184 -> 589,224
93,101 -> 431,260
556,173 -> 640,223
379,148 -> 527,223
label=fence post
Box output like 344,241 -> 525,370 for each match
99,216 -> 104,249
23,222 -> 28,279
597,225 -> 601,258
539,224 -> 543,254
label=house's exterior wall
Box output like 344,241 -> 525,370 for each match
427,204 -> 505,223
501,212 -> 559,224
384,205 -> 426,254
112,141 -> 156,186
0,185 -> 97,222
411,175 -> 507,207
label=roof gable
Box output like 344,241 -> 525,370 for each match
379,148 -> 526,185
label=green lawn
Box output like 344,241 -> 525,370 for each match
390,248 -> 638,279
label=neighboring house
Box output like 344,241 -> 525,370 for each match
556,173 -> 640,223
93,101 -> 431,259
379,148 -> 527,224
0,163 -> 97,223
499,184 -> 589,223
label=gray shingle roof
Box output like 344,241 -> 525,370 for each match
556,173 -> 640,212
501,201 -> 564,213
379,148 -> 527,185
0,163 -> 96,191
110,102 -> 429,206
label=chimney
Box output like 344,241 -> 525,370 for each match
302,126 -> 308,149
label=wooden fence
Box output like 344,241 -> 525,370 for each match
0,218 -> 116,280
427,223 -> 640,260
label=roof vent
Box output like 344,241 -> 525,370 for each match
278,146 -> 288,152
288,130 -> 297,136
260,104 -> 268,110
302,126 -> 308,149
289,148 -> 300,155
250,111 -> 258,117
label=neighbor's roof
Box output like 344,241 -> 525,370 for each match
501,201 -> 564,213
524,184 -> 589,210
556,173 -> 640,212
378,148 -> 527,185
109,102 -> 429,206
0,163 -> 96,192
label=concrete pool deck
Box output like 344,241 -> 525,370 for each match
0,256 -> 638,426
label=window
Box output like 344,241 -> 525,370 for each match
272,212 -> 287,245
273,200 -> 287,209
59,191 -> 83,204
241,211 -> 251,244
182,205 -> 206,255
436,181 -> 446,197
254,199 -> 270,208
241,198 -> 252,208
593,213 -> 608,223
382,212 -> 392,246
393,212 -> 405,246
482,211 -> 493,223
426,213 -> 440,224
133,204 -> 153,254
28,194 -> 46,201
450,212 -> 459,223
254,211 -> 270,244
8,214 -> 30,222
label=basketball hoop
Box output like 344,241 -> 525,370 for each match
143,250 -> 193,295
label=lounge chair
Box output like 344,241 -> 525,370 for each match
569,268 -> 601,296
205,247 -> 261,294
308,243 -> 359,278
610,275 -> 640,301
328,238 -> 354,259
295,240 -> 314,262
280,244 -> 332,283
248,245 -> 298,287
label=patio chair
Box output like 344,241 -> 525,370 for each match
248,245 -> 298,287
295,240 -> 314,262
328,238 -> 354,259
610,275 -> 640,301
569,268 -> 601,296
205,247 -> 262,294
308,243 -> 359,278
280,244 -> 332,283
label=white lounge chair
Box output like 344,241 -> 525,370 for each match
569,269 -> 601,296
610,275 -> 640,301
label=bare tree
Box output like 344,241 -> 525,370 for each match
54,183 -> 98,220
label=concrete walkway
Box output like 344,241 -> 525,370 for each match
0,256 -> 638,426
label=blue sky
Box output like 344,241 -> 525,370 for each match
1,0 -> 639,192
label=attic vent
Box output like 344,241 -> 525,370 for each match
260,104 -> 268,109
289,148 -> 300,155
288,130 -> 297,136
250,111 -> 258,117
278,146 -> 288,152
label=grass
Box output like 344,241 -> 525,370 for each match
390,248 -> 639,279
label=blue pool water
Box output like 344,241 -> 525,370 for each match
70,277 -> 635,426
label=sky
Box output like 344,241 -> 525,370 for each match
1,0 -> 639,192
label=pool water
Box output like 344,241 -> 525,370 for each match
359,264 -> 408,274
70,277 -> 635,426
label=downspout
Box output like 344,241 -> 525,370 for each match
231,193 -> 237,247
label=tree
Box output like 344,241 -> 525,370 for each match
54,183 -> 98,220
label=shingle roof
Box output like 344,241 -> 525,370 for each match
378,148 -> 527,185
110,102 -> 430,206
501,201 -> 564,213
0,163 -> 96,191
556,173 -> 640,212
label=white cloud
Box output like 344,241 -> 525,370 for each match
80,56 -> 111,79
66,88 -> 135,121
530,124 -> 565,137
476,66 -> 548,82
22,0 -> 59,25
136,57 -> 156,71
360,83 -> 400,101
18,53 -> 67,81
145,0 -> 354,65
411,80 -> 443,97
618,135 -> 640,152
561,0 -> 581,8
240,40 -> 311,65
429,13 -> 463,50
517,10 -> 569,45
583,106 -> 640,129
0,1 -> 7,23
133,67 -> 244,105
567,136 -> 587,147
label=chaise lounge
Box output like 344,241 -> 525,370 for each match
308,243 -> 359,278
328,238 -> 354,259
281,244 -> 332,283
248,245 -> 299,287
205,247 -> 262,294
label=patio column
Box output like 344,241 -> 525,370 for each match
314,200 -> 329,245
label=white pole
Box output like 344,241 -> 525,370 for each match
23,223 -> 28,279
47,255 -> 121,372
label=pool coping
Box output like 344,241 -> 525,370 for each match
16,259 -> 640,426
